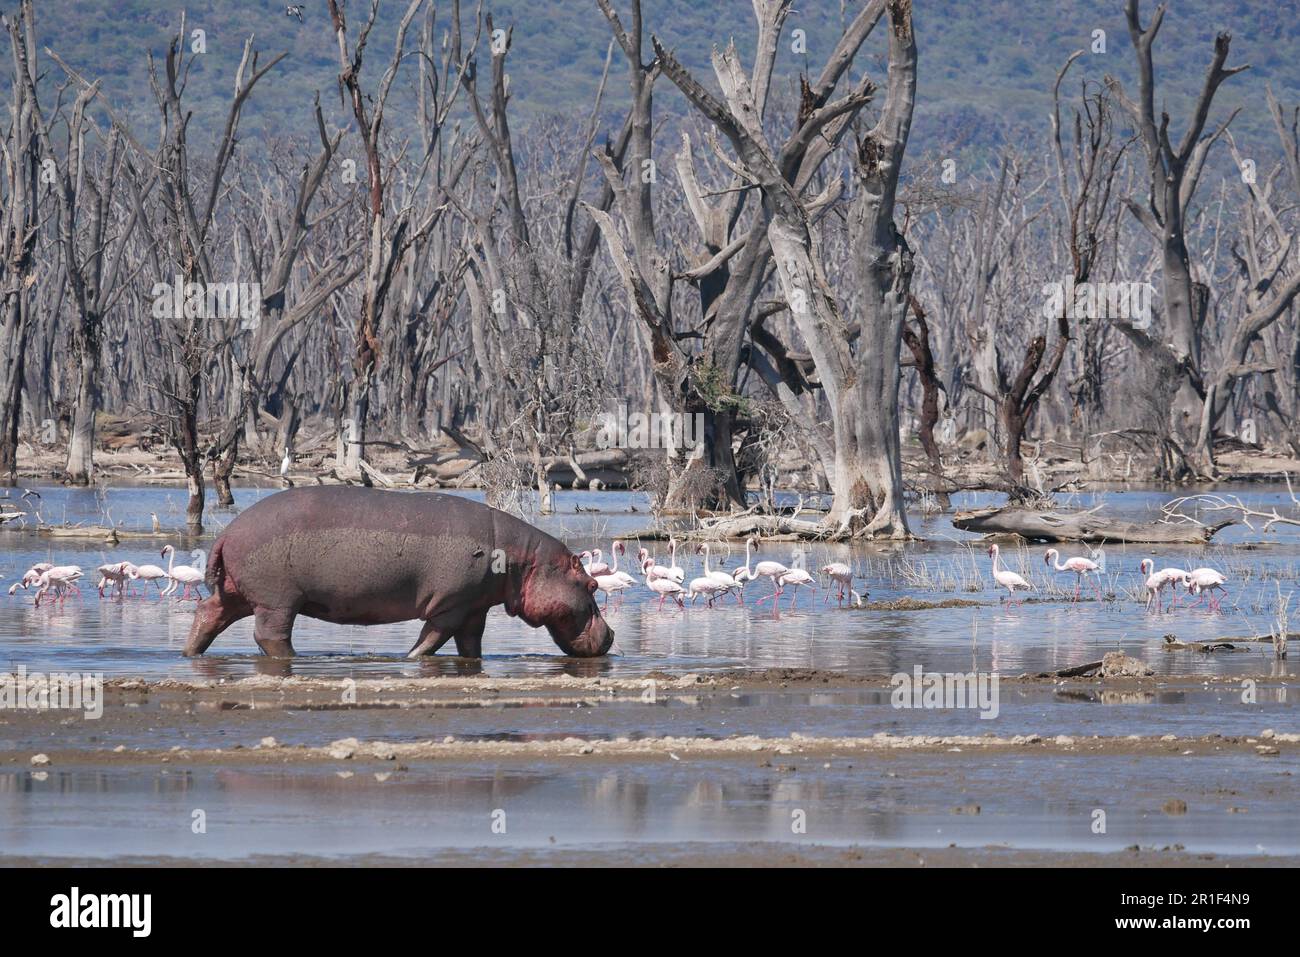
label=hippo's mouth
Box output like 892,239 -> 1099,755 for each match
550,608 -> 614,658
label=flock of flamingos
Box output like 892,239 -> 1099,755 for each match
582,537 -> 1231,615
5,536 -> 1231,616
7,546 -> 206,605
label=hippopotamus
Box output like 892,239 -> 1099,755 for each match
183,486 -> 614,659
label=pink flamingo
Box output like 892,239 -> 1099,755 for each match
97,561 -> 139,600
594,572 -> 632,610
664,538 -> 686,583
729,537 -> 759,600
820,562 -> 861,606
987,544 -> 1032,607
1139,559 -> 1166,613
1159,568 -> 1190,609
606,541 -> 637,587
1139,560 -> 1189,613
130,561 -> 170,598
637,547 -> 682,584
687,574 -> 728,607
583,549 -> 612,577
161,545 -> 205,600
643,556 -> 684,610
34,565 -> 84,607
1185,567 -> 1229,612
777,567 -> 816,609
8,562 -> 53,596
751,541 -> 790,604
697,543 -> 742,603
1043,548 -> 1102,601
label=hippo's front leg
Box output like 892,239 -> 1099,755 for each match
254,607 -> 298,658
451,610 -> 488,658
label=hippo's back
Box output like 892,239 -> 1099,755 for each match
212,488 -> 545,624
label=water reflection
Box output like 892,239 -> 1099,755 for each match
1,757 -> 1293,860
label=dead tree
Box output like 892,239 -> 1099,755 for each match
1005,56 -> 1126,492
326,0 -> 424,477
206,97 -> 364,504
23,67 -> 142,485
652,0 -> 916,537
1106,0 -> 1248,474
141,18 -> 284,529
0,1 -> 41,485
1198,95 -> 1300,472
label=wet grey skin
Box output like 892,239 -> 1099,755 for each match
184,487 -> 613,659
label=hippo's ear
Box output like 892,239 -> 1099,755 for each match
570,554 -> 583,572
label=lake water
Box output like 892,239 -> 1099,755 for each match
2,482 -> 1297,681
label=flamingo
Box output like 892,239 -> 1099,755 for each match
131,562 -> 171,598
987,544 -> 1032,607
97,561 -> 139,599
8,562 -> 53,595
820,562 -> 862,606
697,543 -> 742,603
161,545 -> 205,600
1043,548 -> 1102,601
1139,559 -> 1167,613
730,537 -> 759,599
1157,568 -> 1190,608
584,549 -> 612,578
594,572 -> 632,610
776,567 -> 816,609
1186,567 -> 1229,612
33,565 -> 84,607
607,542 -> 637,587
664,538 -> 686,583
1139,560 -> 1189,613
751,541 -> 790,605
637,547 -> 682,584
643,556 -> 684,610
687,574 -> 728,607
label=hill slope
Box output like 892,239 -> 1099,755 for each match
31,1 -> 1300,161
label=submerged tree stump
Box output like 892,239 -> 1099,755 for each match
952,505 -> 1233,544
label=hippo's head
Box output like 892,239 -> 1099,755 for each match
518,553 -> 614,657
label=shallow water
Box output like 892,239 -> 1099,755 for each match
2,482 -> 1297,681
3,749 -> 1295,861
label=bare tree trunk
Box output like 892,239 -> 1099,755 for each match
64,334 -> 98,484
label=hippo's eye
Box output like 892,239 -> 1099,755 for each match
587,580 -> 597,594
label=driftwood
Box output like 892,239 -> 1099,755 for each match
952,505 -> 1233,544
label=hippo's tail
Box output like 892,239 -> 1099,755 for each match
205,537 -> 226,594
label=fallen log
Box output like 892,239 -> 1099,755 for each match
952,505 -> 1233,544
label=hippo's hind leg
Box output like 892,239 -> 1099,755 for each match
184,592 -> 253,657
406,616 -> 455,658
452,610 -> 488,658
253,607 -> 298,658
